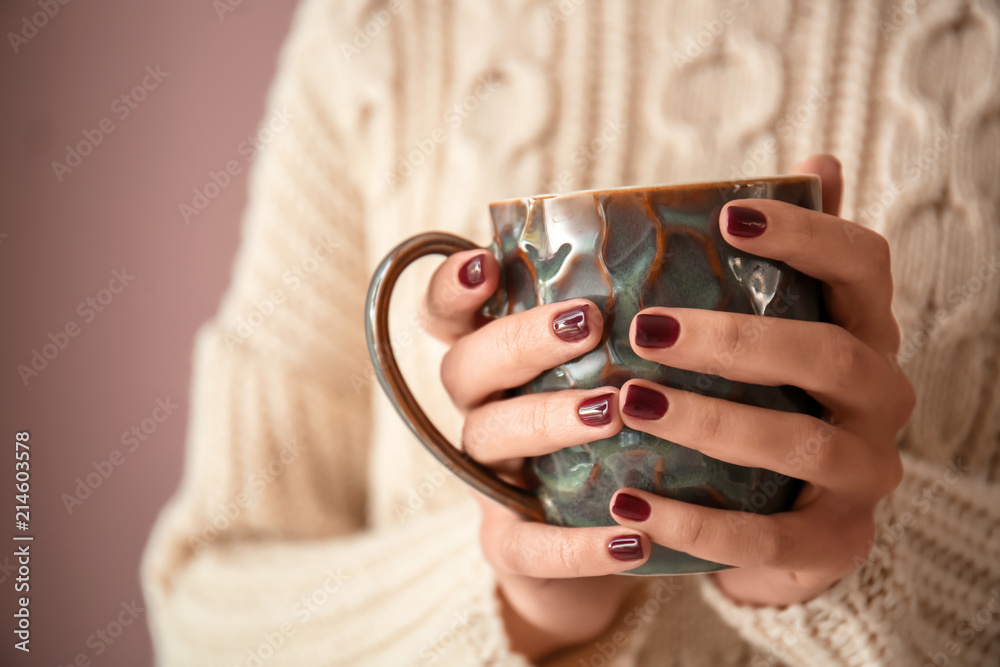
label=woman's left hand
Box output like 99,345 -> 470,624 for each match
607,154 -> 916,606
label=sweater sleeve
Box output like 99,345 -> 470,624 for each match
141,2 -> 531,664
697,451 -> 1000,666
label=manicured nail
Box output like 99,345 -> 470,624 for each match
726,206 -> 767,238
553,306 -> 589,342
459,254 -> 485,288
608,535 -> 644,561
578,393 -> 614,427
622,385 -> 668,420
612,493 -> 651,522
634,314 -> 680,348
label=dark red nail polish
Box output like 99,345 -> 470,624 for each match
612,493 -> 651,522
635,314 -> 680,348
726,206 -> 767,238
553,306 -> 589,342
622,385 -> 668,420
459,254 -> 485,288
578,393 -> 614,426
608,535 -> 644,561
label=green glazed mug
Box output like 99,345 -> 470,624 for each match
365,175 -> 825,575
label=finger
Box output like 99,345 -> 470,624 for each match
629,308 -> 912,427
617,380 -> 903,498
463,388 -> 622,464
608,488 -> 865,571
791,153 -> 842,217
442,300 -> 604,409
420,249 -> 500,344
719,196 -> 899,355
476,494 -> 650,578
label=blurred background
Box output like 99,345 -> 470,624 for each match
0,1 -> 298,664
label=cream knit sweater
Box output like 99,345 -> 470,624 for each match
142,0 -> 1000,665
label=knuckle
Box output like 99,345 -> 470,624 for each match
881,448 -> 905,495
675,510 -> 706,552
494,318 -> 532,364
895,376 -> 917,428
792,416 -> 837,479
439,348 -> 461,402
818,326 -> 865,394
499,532 -> 530,574
522,396 -> 554,440
709,313 -> 746,361
695,399 -> 726,446
753,518 -> 787,567
870,233 -> 893,275
550,534 -> 585,577
460,411 -> 484,459
885,319 -> 902,353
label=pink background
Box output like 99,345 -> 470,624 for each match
0,1 -> 298,664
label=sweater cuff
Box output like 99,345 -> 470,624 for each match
697,563 -> 908,666
697,451 -> 1000,666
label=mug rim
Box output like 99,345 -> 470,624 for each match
488,173 -> 820,208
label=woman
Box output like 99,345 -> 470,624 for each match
143,0 -> 1000,664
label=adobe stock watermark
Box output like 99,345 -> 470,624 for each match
854,126 -> 962,231
394,468 -> 450,524
853,459 -> 970,572
543,0 -> 586,26
61,397 -> 179,515
16,267 -> 135,386
339,0 -> 408,61
543,118 -> 626,194
406,610 -> 472,666
921,588 -> 1000,667
188,439 -> 305,552
383,74 -> 502,189
726,418 -> 840,532
52,65 -> 170,182
679,285 -> 801,397
878,0 -> 932,37
726,85 -> 832,182
180,106 -> 294,224
214,0 -> 256,22
238,567 -> 351,667
892,254 -> 999,370
577,578 -> 684,667
749,617 -> 814,667
223,233 -> 341,348
7,0 -> 72,54
672,0 -> 750,67
57,600 -> 145,667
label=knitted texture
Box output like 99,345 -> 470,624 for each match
142,0 -> 1000,665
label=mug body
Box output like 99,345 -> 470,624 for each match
486,176 -> 824,575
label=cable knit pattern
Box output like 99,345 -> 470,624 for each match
143,0 -> 1000,665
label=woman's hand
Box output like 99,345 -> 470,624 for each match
419,254 -> 650,660
606,155 -> 917,607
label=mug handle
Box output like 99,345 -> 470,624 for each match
364,231 -> 547,522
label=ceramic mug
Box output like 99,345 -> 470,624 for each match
365,175 -> 825,574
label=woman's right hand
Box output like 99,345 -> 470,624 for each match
419,249 -> 652,661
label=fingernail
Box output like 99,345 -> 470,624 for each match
726,206 -> 767,238
622,385 -> 668,420
635,314 -> 680,348
612,493 -> 651,522
608,535 -> 644,561
553,305 -> 589,342
578,393 -> 614,426
459,254 -> 485,288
